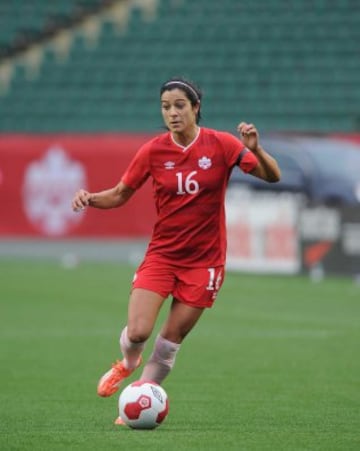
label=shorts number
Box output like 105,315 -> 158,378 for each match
176,171 -> 199,195
206,267 -> 222,291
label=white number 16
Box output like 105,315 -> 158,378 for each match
176,171 -> 199,195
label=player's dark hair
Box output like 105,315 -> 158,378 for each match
160,77 -> 202,124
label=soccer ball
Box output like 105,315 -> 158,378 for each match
118,380 -> 169,429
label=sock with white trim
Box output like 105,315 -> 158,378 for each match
140,335 -> 181,384
119,326 -> 145,370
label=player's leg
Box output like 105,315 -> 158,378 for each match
139,298 -> 205,384
115,302 -> 203,425
122,288 -> 166,368
160,298 -> 205,343
98,288 -> 166,397
139,265 -> 224,384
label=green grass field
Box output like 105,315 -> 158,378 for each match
1,259 -> 359,451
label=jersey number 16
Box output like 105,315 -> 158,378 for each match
176,171 -> 199,195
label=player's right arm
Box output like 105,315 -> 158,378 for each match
72,181 -> 135,211
72,139 -> 152,212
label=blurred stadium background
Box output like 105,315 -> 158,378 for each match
0,0 -> 360,277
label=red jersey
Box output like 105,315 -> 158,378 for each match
122,127 -> 258,267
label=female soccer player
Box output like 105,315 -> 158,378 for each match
72,77 -> 281,424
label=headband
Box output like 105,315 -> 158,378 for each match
163,81 -> 200,101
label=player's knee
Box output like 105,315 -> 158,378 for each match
126,324 -> 151,344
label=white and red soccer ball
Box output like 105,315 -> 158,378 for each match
118,380 -> 169,429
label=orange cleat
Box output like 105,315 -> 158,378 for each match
114,416 -> 126,426
97,358 -> 142,397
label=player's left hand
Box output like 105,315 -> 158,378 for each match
237,122 -> 259,152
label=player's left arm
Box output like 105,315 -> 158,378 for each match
237,122 -> 281,183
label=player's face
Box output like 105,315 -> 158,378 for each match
161,89 -> 199,134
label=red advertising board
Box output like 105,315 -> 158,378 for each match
0,134 -> 157,237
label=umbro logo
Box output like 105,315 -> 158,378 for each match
164,161 -> 175,170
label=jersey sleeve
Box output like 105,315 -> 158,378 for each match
220,131 -> 259,173
237,148 -> 259,173
121,141 -> 151,190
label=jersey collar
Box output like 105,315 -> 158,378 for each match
171,127 -> 201,152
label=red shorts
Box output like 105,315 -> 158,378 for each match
132,257 -> 225,309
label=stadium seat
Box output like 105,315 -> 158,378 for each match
0,0 -> 359,132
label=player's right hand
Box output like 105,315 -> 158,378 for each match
72,189 -> 92,212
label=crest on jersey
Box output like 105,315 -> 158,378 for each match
198,156 -> 212,170
164,161 -> 175,170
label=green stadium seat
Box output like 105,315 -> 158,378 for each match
0,0 -> 359,132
